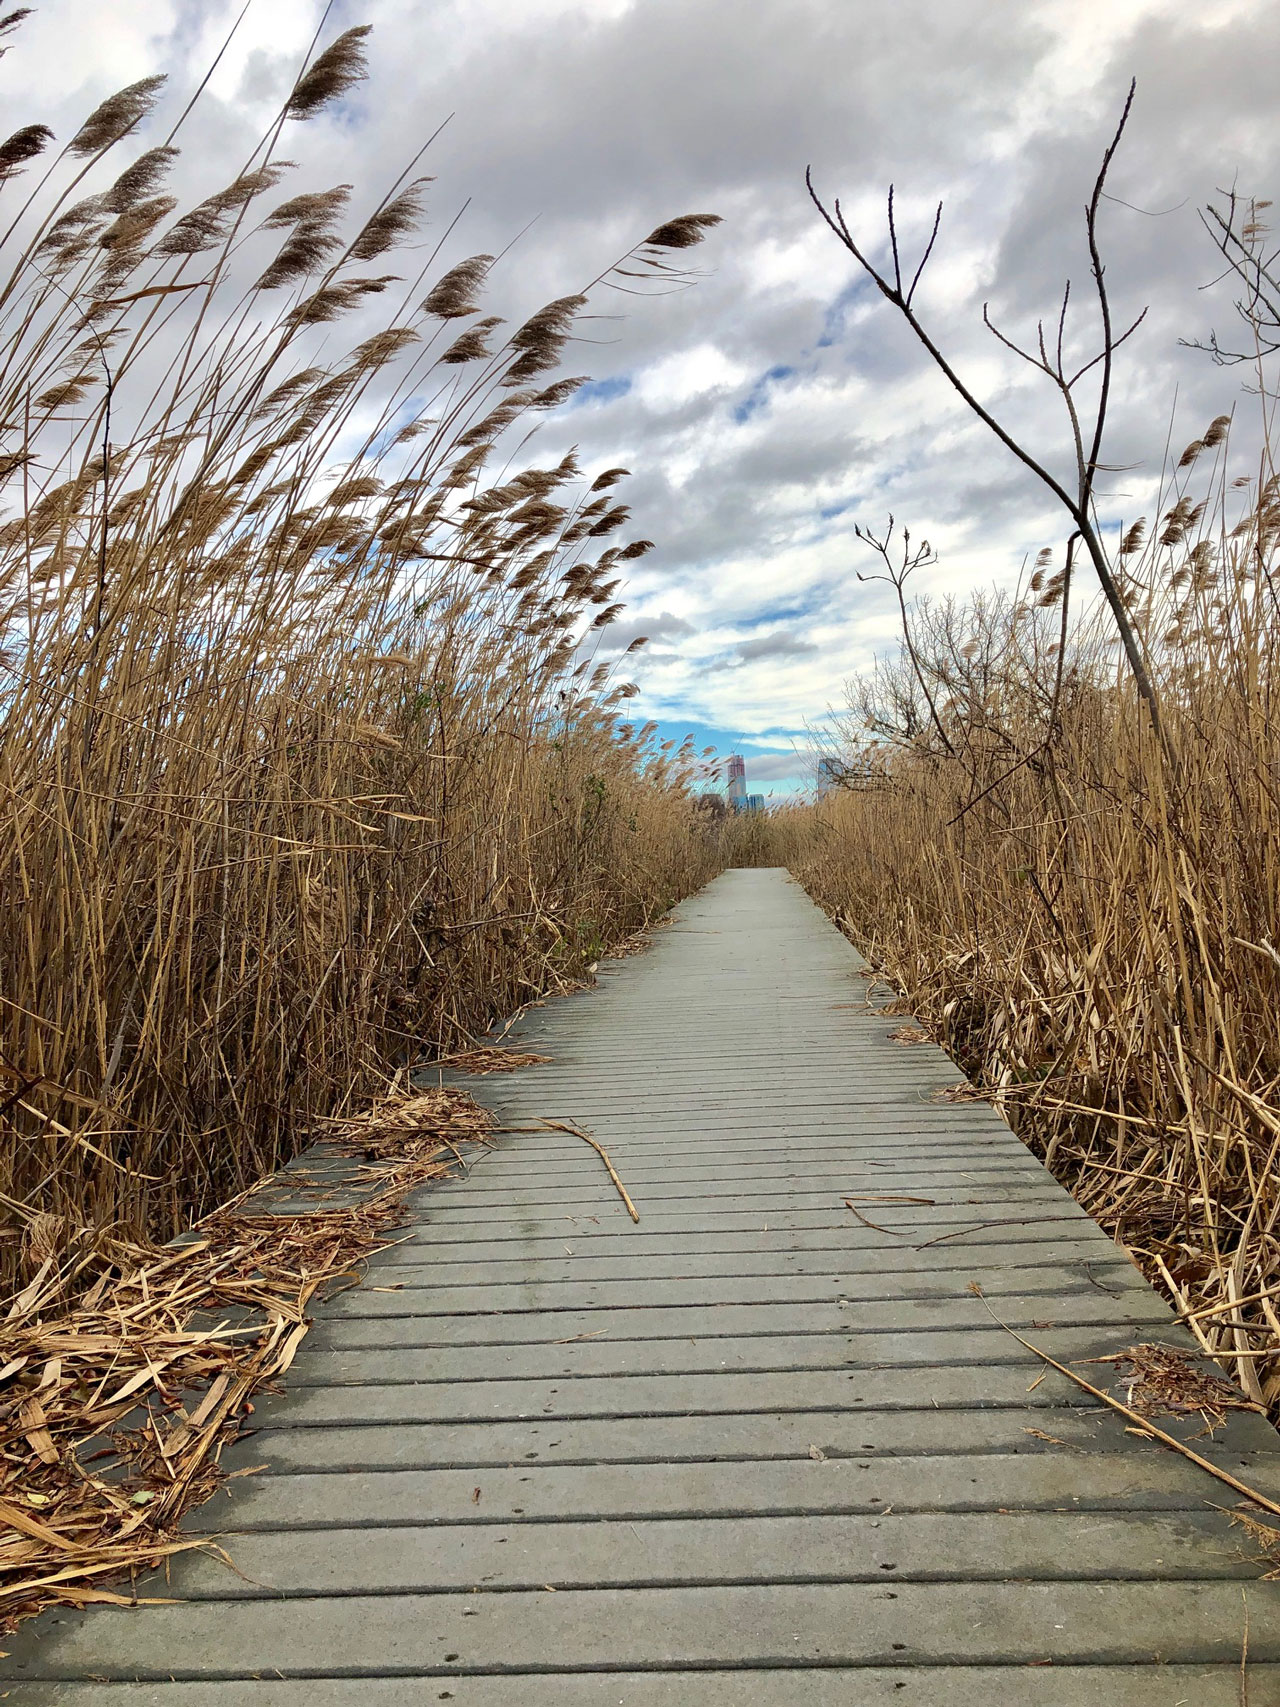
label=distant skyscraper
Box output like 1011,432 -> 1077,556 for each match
726,753 -> 746,808
816,755 -> 841,796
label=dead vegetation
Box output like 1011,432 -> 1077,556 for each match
1104,1342 -> 1259,1430
0,17 -> 722,1295
604,915 -> 674,960
766,162 -> 1280,1417
777,416 -> 1280,1407
439,1048 -> 551,1075
0,1088 -> 489,1633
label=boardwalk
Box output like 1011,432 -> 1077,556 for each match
8,867 -> 1280,1702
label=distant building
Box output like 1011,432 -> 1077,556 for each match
816,755 -> 842,796
723,754 -> 764,813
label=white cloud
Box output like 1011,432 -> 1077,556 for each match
740,748 -> 810,783
632,344 -> 750,412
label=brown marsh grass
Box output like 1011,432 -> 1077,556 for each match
776,410 -> 1280,1408
0,18 -> 721,1295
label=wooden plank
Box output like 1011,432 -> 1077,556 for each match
141,1511 -> 1269,1596
6,1671 -> 1276,1706
11,1582 -> 1280,1676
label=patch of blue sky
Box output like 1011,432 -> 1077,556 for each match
368,395 -> 427,461
732,363 -> 796,426
816,277 -> 872,349
628,717 -> 804,758
631,716 -> 812,802
571,375 -> 632,408
738,600 -> 820,629
626,720 -> 815,799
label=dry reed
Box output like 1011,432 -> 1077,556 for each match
0,1086 -> 491,1631
0,18 -> 721,1298
774,405 -> 1280,1411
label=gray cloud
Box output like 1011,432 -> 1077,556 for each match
595,611 -> 695,651
733,630 -> 819,664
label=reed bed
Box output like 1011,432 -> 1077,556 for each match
776,413 -> 1280,1408
0,18 -> 721,1297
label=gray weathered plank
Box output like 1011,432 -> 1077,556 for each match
2,1671 -> 1273,1706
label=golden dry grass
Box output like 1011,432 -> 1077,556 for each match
0,21 -> 721,1294
0,1086 -> 491,1630
774,413 -> 1280,1409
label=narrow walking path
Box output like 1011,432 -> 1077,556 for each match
9,868 -> 1280,1702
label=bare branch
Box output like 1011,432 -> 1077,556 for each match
854,517 -> 957,761
982,303 -> 1054,377
1068,306 -> 1149,390
1055,280 -> 1071,378
906,201 -> 943,308
886,184 -> 904,298
1080,77 -> 1138,513
806,80 -> 1166,749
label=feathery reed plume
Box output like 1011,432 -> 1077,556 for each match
422,252 -> 493,317
286,24 -> 372,121
503,294 -> 587,384
0,9 -> 33,48
98,193 -> 176,249
104,144 -> 179,210
210,164 -> 292,208
590,466 -> 630,492
287,272 -> 397,324
351,177 -> 431,260
441,315 -> 503,363
1203,413 -> 1232,447
351,326 -> 419,369
68,74 -> 166,157
265,185 -> 353,228
527,375 -> 588,408
642,213 -> 723,249
1120,519 -> 1146,557
0,119 -> 51,179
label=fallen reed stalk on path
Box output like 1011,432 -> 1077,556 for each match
524,1118 -> 640,1222
973,1287 -> 1280,1520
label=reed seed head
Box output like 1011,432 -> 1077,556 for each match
351,178 -> 431,261
421,254 -> 494,318
641,213 -> 722,249
0,121 -> 52,180
69,74 -> 166,157
440,317 -> 502,364
286,25 -> 372,122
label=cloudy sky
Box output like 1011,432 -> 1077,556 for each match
13,0 -> 1278,793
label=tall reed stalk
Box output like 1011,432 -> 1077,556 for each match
0,18 -> 720,1292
